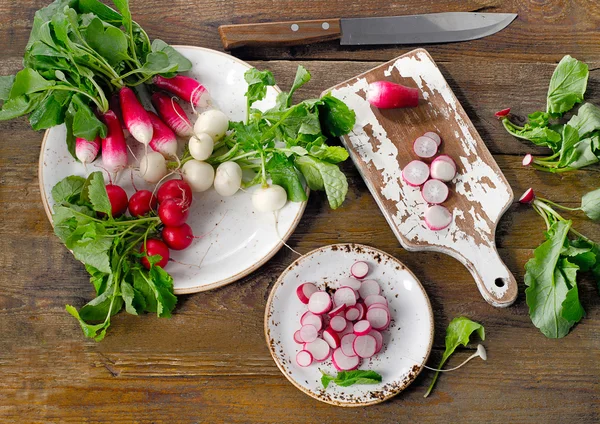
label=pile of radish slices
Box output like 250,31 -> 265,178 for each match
402,131 -> 457,231
293,261 -> 391,371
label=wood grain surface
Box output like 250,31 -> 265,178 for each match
1,1 -> 600,423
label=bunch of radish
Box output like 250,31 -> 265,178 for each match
401,131 -> 457,231
293,261 -> 392,371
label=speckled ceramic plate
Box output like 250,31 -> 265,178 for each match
38,46 -> 306,294
265,243 -> 434,407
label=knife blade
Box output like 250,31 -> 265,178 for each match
218,12 -> 517,50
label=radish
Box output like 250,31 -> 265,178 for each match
119,86 -> 153,145
252,184 -> 287,212
140,238 -> 170,269
430,155 -> 456,182
423,131 -> 442,147
421,179 -> 449,204
353,334 -> 377,358
333,287 -> 357,307
340,334 -> 357,357
75,136 -> 100,166
358,279 -> 381,299
424,205 -> 453,231
128,189 -> 157,217
194,109 -> 229,141
366,307 -> 390,331
519,187 -> 535,204
304,338 -> 331,362
323,327 -> 341,349
369,330 -> 383,353
139,151 -> 168,184
151,92 -> 193,137
296,350 -> 313,367
162,223 -> 194,250
109,93 -> 126,130
495,107 -> 511,118
299,325 -> 318,343
338,277 -> 361,291
189,133 -> 214,161
522,153 -> 533,166
330,315 -> 347,332
296,283 -> 318,304
158,198 -> 189,227
153,75 -> 210,108
307,291 -> 332,315
350,261 -> 369,279
148,111 -> 178,158
364,294 -> 388,308
339,321 -> 354,336
300,311 -> 323,331
402,160 -> 430,187
332,348 -> 360,371
214,161 -> 243,197
157,179 -> 193,207
105,184 -> 128,217
293,330 -> 304,344
355,302 -> 365,320
100,111 -> 128,174
328,304 -> 346,318
353,320 -> 372,336
413,136 -> 438,158
182,160 -> 215,192
366,80 -> 419,109
345,306 -> 360,322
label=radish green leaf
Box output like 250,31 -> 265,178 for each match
547,55 -> 589,115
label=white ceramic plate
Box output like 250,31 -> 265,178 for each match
265,243 -> 434,407
38,46 -> 307,294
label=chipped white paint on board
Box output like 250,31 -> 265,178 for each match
328,49 -> 517,308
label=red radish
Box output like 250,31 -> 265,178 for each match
519,188 -> 536,204
330,315 -> 347,332
299,325 -> 318,343
304,338 -> 331,362
338,277 -> 362,291
364,294 -> 388,308
153,75 -> 210,108
157,179 -> 193,207
353,334 -> 377,358
296,350 -> 313,367
495,107 -> 511,118
421,179 -> 449,204
340,334 -> 357,357
119,86 -> 153,145
355,302 -> 366,320
105,184 -> 128,217
366,307 -> 390,331
402,160 -> 430,187
158,198 -> 189,227
323,327 -> 341,349
358,279 -> 381,299
333,287 -> 357,307
353,320 -> 372,336
366,80 -> 419,109
293,330 -> 304,344
75,136 -> 100,165
413,136 -> 438,158
332,348 -> 360,371
522,153 -> 533,166
140,238 -> 170,269
307,291 -> 332,315
425,205 -> 453,231
162,223 -> 194,250
350,261 -> 369,279
296,283 -> 319,304
100,110 -> 128,173
345,306 -> 360,322
151,92 -> 193,137
109,93 -> 125,130
339,321 -> 354,336
423,131 -> 442,147
369,329 -> 383,353
128,189 -> 157,217
430,155 -> 456,182
300,311 -> 323,331
148,111 -> 178,158
328,304 -> 346,318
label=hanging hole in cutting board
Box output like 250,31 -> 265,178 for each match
494,278 -> 506,288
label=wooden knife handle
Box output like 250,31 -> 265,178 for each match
219,19 -> 342,50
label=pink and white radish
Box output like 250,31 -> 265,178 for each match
430,155 -> 456,182
307,291 -> 332,315
300,311 -> 323,331
366,80 -> 419,109
353,334 -> 377,358
333,286 -> 357,307
340,334 -> 357,357
148,111 -> 178,158
522,153 -> 533,166
252,184 -> 287,212
100,111 -> 128,174
363,294 -> 388,308
153,75 -> 210,108
119,86 -> 153,145
296,350 -> 313,367
194,109 -> 229,141
355,302 -> 365,321
75,136 -> 100,166
423,131 -> 442,146
339,321 -> 354,336
421,179 -> 449,204
358,279 -> 381,299
345,306 -> 360,322
304,338 -> 331,362
151,92 -> 193,137
323,327 -> 341,349
139,151 -> 168,184
296,283 -> 318,304
328,304 -> 346,318
299,325 -> 318,343
353,320 -> 372,336
369,330 -> 383,353
214,161 -> 243,197
402,160 -> 430,187
366,306 -> 390,331
329,315 -> 347,332
519,187 -> 535,204
338,277 -> 362,291
413,135 -> 438,158
182,159 -> 215,192
293,330 -> 304,344
424,205 -> 452,231
350,261 -> 369,279
332,348 -> 360,371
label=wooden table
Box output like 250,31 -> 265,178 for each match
1,1 -> 599,422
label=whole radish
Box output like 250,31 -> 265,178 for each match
182,160 -> 215,192
105,184 -> 128,217
148,111 -> 178,158
151,92 -> 193,137
158,198 -> 189,227
252,184 -> 287,212
214,161 -> 242,197
162,223 -> 194,250
139,151 -> 168,184
100,110 -> 128,174
153,75 -> 210,108
140,238 -> 170,269
366,81 -> 419,109
75,136 -> 100,166
119,86 -> 153,145
157,179 -> 193,207
194,110 -> 229,141
128,189 -> 157,217
188,133 -> 214,161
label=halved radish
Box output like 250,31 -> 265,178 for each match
364,294 -> 388,308
369,329 -> 383,353
300,311 -> 323,331
330,315 -> 347,332
345,306 -> 360,322
425,205 -> 453,231
353,334 -> 377,358
519,188 -> 535,204
333,287 -> 357,307
296,283 -> 318,304
495,108 -> 511,118
358,280 -> 381,299
366,307 -> 390,331
332,348 -> 360,371
413,136 -> 438,158
299,324 -> 318,343
323,327 -> 341,349
296,350 -> 313,367
293,330 -> 304,344
350,261 -> 369,279
353,320 -> 372,336
430,155 -> 456,182
421,179 -> 449,204
328,304 -> 346,318
305,338 -> 331,362
402,160 -> 430,187
341,334 -> 357,357
522,153 -> 533,166
308,291 -> 332,315
339,277 -> 362,291
423,131 -> 442,147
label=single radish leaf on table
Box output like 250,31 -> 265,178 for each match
581,188 -> 600,221
320,370 -> 383,389
567,102 -> 600,137
0,75 -> 15,100
547,55 -> 589,115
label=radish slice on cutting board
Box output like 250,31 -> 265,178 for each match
421,179 -> 449,204
413,136 -> 438,158
423,131 -> 442,146
430,155 -> 456,182
425,205 -> 453,231
402,160 -> 430,187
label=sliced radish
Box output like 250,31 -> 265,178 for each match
366,307 -> 390,331
350,261 -> 369,279
402,160 -> 430,187
423,131 -> 442,146
333,287 -> 357,307
300,311 -> 323,331
296,350 -> 313,367
294,330 -> 304,344
358,279 -> 381,299
355,302 -> 366,320
421,179 -> 449,204
339,321 -> 354,336
299,325 -> 318,343
364,294 -> 388,308
328,304 -> 346,318
332,348 -> 360,371
430,156 -> 456,182
495,108 -> 511,118
323,327 -> 341,349
341,334 -> 357,357
369,329 -> 383,353
345,306 -> 360,322
339,277 -> 362,291
353,320 -> 372,336
519,188 -> 535,204
425,205 -> 453,231
522,153 -> 533,166
353,334 -> 377,358
413,136 -> 438,158
330,315 -> 347,332
305,338 -> 331,362
296,283 -> 318,304
308,291 -> 332,315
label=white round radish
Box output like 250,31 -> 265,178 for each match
182,159 -> 215,192
293,330 -> 304,344
296,350 -> 313,367
340,334 -> 357,357
304,338 -> 331,362
423,131 -> 442,146
402,160 -> 430,187
364,294 -> 388,308
194,109 -> 229,141
332,348 -> 360,371
300,311 -> 323,331
330,315 -> 347,332
353,320 -> 372,336
299,324 -> 318,343
425,205 -> 452,231
421,179 -> 449,204
296,283 -> 318,304
413,135 -> 438,158
358,279 -> 381,299
328,304 -> 346,318
366,307 -> 390,331
338,277 -> 362,291
345,306 -> 360,322
353,334 -> 377,358
369,329 -> 384,353
430,156 -> 456,182
138,151 -> 167,183
213,161 -> 243,197
323,327 -> 341,349
308,291 -> 332,315
333,287 -> 357,307
350,261 -> 369,279
188,133 -> 214,161
252,184 -> 287,212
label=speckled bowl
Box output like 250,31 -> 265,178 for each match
265,243 -> 434,407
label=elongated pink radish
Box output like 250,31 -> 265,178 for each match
119,87 -> 153,145
293,330 -> 304,344
296,283 -> 318,304
109,93 -> 126,130
358,280 -> 381,299
308,291 -> 332,315
355,302 -> 365,320
423,131 -> 442,146
75,136 -> 100,165
402,160 -> 430,187
519,188 -> 535,204
366,80 -> 419,109
328,304 -> 346,318
425,205 -> 452,231
369,330 -> 383,353
430,155 -> 456,182
366,307 -> 390,331
147,111 -> 177,158
330,315 -> 347,332
299,325 -> 318,343
350,261 -> 369,279
413,136 -> 438,158
100,110 -> 128,173
353,334 -> 377,358
338,277 -> 362,291
333,287 -> 357,307
151,92 -> 193,137
353,320 -> 372,336
340,334 -> 357,357
345,306 -> 360,322
332,348 -> 360,371
304,338 -> 331,362
323,327 -> 341,349
364,294 -> 388,308
421,179 -> 449,204
153,75 -> 210,108
296,350 -> 313,367
300,311 -> 322,331
522,153 -> 533,166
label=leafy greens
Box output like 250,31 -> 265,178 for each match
320,370 -> 382,389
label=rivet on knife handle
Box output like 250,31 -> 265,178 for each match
218,19 -> 342,50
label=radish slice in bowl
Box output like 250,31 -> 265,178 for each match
353,320 -> 372,336
300,324 -> 318,343
332,348 -> 360,371
328,304 -> 346,318
296,350 -> 313,367
369,330 -> 384,353
333,286 -> 357,307
305,338 -> 331,362
323,327 -> 341,349
364,294 -> 388,308
421,179 -> 449,204
340,333 -> 357,357
345,306 -> 361,321
330,315 -> 347,332
350,261 -> 369,279
294,330 -> 304,344
300,311 -> 323,331
338,277 -> 362,291
353,334 -> 378,358
413,136 -> 438,158
296,282 -> 318,304
402,160 -> 430,187
424,205 -> 453,231
366,307 -> 391,331
308,291 -> 332,315
358,279 -> 381,299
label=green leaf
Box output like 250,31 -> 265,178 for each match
0,75 -> 15,101
51,175 -> 86,204
139,51 -> 178,75
9,68 -> 55,98
133,268 -> 177,318
244,68 -> 276,106
547,55 -> 589,115
86,171 -> 112,216
308,145 -> 349,163
79,278 -> 124,321
70,95 -> 107,140
320,370 -> 382,389
581,188 -> 600,221
568,137 -> 599,169
286,65 -> 311,107
556,259 -> 585,323
318,93 -> 356,137
77,0 -> 123,24
64,108 -> 77,160
84,17 -> 130,66
266,153 -> 307,202
111,0 -> 132,35
66,304 -> 109,341
29,90 -> 71,130
558,125 -> 580,167
86,264 -> 110,295
0,93 -> 45,121
567,103 -> 600,137
502,118 -> 562,150
65,222 -> 113,273
296,156 -> 347,209
321,371 -> 335,389
151,39 -> 192,73
121,280 -> 138,315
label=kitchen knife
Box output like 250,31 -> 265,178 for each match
218,12 -> 517,50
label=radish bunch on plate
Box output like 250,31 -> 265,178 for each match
293,262 -> 392,370
401,131 -> 457,231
